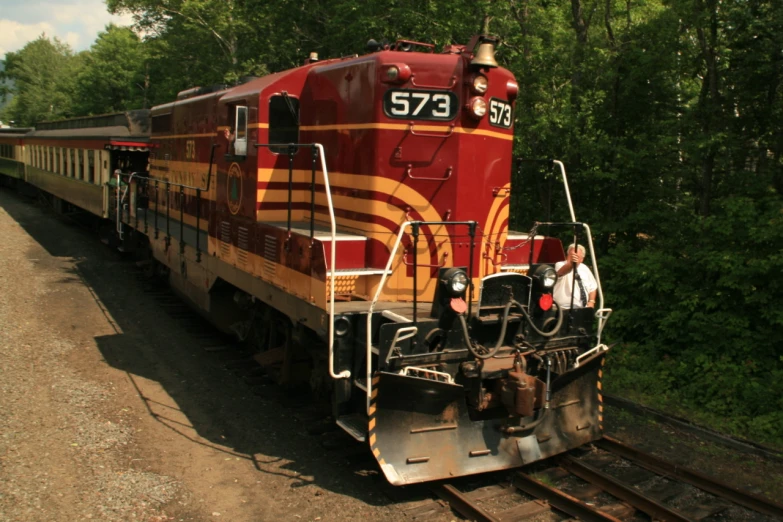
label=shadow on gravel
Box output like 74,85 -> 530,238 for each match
0,188 -> 396,507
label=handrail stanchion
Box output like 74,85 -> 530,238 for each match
179,186 -> 185,254
115,170 -> 122,239
154,180 -> 159,239
144,183 -> 148,235
165,181 -> 171,248
196,189 -> 201,262
411,222 -> 420,332
310,146 -> 317,241
468,222 -> 476,318
287,145 -> 294,245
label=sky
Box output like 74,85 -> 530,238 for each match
0,0 -> 134,57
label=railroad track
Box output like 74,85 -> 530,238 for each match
428,436 -> 783,522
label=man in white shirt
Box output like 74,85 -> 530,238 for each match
553,244 -> 597,309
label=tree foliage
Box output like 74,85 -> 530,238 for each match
75,25 -> 148,114
0,36 -> 83,125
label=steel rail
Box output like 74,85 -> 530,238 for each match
558,455 -> 693,522
513,472 -> 623,521
598,436 -> 783,519
431,484 -> 501,522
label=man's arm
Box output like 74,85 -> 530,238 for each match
556,250 -> 579,276
587,289 -> 597,308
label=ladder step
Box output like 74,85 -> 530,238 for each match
328,267 -> 391,277
336,413 -> 367,442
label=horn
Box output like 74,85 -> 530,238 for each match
471,41 -> 498,68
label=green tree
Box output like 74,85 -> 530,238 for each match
0,35 -> 84,125
75,25 -> 148,114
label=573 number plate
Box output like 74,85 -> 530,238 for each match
383,89 -> 458,121
489,98 -> 513,128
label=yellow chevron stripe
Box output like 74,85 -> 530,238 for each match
368,418 -> 376,430
369,433 -> 377,446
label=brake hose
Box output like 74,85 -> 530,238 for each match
458,296 -> 563,359
515,299 -> 564,338
458,300 -> 513,359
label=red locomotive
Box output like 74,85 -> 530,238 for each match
0,35 -> 611,485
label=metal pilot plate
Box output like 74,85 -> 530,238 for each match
370,371 -> 524,485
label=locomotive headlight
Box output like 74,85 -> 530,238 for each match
541,268 -> 557,288
533,265 -> 558,289
468,97 -> 487,119
448,270 -> 468,295
471,75 -> 488,94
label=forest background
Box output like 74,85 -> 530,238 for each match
1,0 -> 781,447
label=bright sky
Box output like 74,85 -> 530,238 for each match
0,0 -> 134,57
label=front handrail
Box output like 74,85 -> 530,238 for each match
254,142 -> 346,380
313,143 -> 347,380
366,221 -> 413,413
364,220 -> 476,414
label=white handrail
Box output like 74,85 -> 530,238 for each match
313,144 -> 350,380
115,170 -> 124,239
365,221 -> 412,414
553,160 -> 576,223
553,161 -> 612,347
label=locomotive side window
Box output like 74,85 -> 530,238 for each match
152,113 -> 172,134
234,106 -> 248,156
269,95 -> 299,154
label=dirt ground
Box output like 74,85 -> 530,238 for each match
0,187 -> 781,522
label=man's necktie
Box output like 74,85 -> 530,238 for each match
574,269 -> 588,307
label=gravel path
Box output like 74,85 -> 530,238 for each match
0,190 -> 410,522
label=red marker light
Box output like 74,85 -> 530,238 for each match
539,294 -> 553,311
450,297 -> 468,314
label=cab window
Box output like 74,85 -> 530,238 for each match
269,95 -> 299,154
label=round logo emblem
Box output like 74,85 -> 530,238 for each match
227,162 -> 242,215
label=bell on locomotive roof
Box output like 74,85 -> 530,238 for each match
471,41 -> 498,69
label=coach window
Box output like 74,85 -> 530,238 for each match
87,150 -> 95,183
269,95 -> 299,154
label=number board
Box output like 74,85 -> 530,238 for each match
489,98 -> 513,129
383,89 -> 458,121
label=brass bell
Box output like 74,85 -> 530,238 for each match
471,41 -> 498,68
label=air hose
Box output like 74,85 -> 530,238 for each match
458,298 -> 564,359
